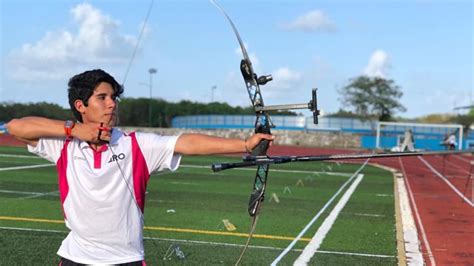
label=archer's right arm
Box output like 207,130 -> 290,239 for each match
6,117 -> 67,147
6,117 -> 110,147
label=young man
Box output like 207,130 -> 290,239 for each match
6,69 -> 273,265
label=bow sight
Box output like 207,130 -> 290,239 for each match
253,88 -> 321,124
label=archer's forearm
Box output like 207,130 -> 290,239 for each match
175,133 -> 246,155
6,117 -> 66,143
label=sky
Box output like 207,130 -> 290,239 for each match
0,0 -> 472,119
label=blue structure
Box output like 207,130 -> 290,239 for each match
172,115 -> 472,150
0,122 -> 6,134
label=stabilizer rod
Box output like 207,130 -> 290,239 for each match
211,149 -> 474,172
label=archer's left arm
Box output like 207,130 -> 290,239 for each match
174,133 -> 274,155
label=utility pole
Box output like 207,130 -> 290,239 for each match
148,68 -> 157,127
211,85 -> 217,102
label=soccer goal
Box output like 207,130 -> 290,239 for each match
375,121 -> 463,151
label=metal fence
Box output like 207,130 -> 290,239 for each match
171,115 -> 377,131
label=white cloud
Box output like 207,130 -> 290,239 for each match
7,3 -> 141,82
282,10 -> 336,33
265,67 -> 303,99
363,50 -> 391,78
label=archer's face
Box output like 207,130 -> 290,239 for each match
77,82 -> 118,127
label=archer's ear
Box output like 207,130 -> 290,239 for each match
74,99 -> 86,114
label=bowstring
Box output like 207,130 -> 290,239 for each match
121,0 -> 155,86
114,0 -> 160,260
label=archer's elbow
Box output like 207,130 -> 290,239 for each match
5,118 -> 38,146
6,119 -> 21,137
6,118 -> 31,140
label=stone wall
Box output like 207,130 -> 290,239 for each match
120,127 -> 361,148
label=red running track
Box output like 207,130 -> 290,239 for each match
270,145 -> 474,266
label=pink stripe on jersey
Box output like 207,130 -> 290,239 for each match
56,138 -> 71,219
130,132 -> 150,212
92,144 -> 108,169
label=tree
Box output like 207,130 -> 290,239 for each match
338,76 -> 406,121
453,109 -> 474,135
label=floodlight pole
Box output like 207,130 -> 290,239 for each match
148,68 -> 157,127
211,85 -> 217,102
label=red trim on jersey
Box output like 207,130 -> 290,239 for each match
57,138 -> 71,219
130,132 -> 150,213
92,144 -> 108,169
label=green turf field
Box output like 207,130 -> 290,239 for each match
0,146 -> 398,265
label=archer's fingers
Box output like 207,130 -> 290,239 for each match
96,124 -> 112,142
256,133 -> 275,141
264,134 -> 275,140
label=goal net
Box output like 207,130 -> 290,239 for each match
375,121 -> 463,151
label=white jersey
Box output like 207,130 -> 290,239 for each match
28,129 -> 181,264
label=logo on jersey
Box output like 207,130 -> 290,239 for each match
108,153 -> 126,163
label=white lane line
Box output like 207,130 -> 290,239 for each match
453,154 -> 472,163
418,157 -> 473,207
0,163 -> 54,171
293,173 -> 364,265
432,155 -> 471,175
271,159 -> 370,266
399,157 -> 435,266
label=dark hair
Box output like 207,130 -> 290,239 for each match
68,69 -> 123,122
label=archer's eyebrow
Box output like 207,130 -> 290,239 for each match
95,92 -> 111,98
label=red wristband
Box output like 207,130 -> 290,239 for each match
64,120 -> 75,138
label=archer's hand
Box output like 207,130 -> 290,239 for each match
72,123 -> 112,143
245,133 -> 275,152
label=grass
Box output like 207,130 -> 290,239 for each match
0,146 -> 397,265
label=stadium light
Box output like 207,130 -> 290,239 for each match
148,68 -> 157,127
211,85 -> 217,102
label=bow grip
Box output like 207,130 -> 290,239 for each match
251,139 -> 270,156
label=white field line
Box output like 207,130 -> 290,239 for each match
342,212 -> 386,218
0,190 -> 48,195
20,191 -> 58,200
271,159 -> 370,266
418,157 -> 473,207
398,158 -> 428,266
0,154 -> 352,177
0,226 -> 394,258
0,163 -> 54,171
293,173 -> 364,265
0,226 -> 295,252
0,189 -> 58,199
0,154 -> 41,159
